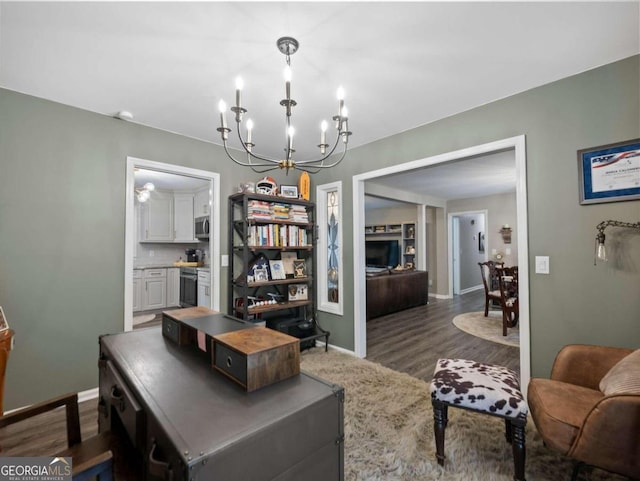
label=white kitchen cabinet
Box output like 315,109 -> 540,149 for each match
166,267 -> 180,307
173,194 -> 195,242
197,270 -> 211,308
143,268 -> 167,310
142,192 -> 174,242
194,187 -> 210,218
133,269 -> 143,312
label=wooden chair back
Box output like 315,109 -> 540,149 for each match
0,392 -> 114,480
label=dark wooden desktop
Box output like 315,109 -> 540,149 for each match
366,269 -> 428,320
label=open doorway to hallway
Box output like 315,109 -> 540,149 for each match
353,135 -> 530,391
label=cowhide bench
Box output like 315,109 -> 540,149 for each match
430,358 -> 528,481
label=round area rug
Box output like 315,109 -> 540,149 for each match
452,311 -> 519,347
133,314 -> 156,326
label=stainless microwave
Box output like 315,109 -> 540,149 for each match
195,216 -> 210,239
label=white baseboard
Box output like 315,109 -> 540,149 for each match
429,293 -> 452,300
78,387 -> 99,403
459,285 -> 483,295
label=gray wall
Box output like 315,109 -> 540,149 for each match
311,55 -> 640,377
0,90 -> 294,409
1,55 -> 639,408
449,192 -> 518,268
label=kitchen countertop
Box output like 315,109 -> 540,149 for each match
134,263 -> 210,270
134,264 -> 177,269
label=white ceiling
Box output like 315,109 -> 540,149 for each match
366,149 -> 516,209
2,1 -> 638,200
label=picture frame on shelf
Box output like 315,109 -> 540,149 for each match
253,267 -> 269,282
280,185 -> 299,199
293,259 -> 307,278
281,252 -> 297,277
247,252 -> 271,282
577,138 -> 640,205
0,306 -> 8,332
269,259 -> 286,280
288,284 -> 308,301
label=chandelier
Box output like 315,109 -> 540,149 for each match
216,37 -> 352,174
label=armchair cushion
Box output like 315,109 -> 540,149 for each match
527,378 -> 603,453
599,349 -> 640,395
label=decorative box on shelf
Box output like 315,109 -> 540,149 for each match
212,326 -> 300,392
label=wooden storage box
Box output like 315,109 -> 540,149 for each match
212,326 -> 300,391
162,306 -> 218,346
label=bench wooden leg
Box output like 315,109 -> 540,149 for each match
432,400 -> 448,466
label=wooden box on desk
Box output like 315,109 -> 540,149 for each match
212,326 -> 300,392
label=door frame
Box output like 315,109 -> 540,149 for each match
353,135 -> 530,390
448,210 -> 489,296
124,156 -> 221,331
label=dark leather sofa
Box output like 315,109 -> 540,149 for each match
365,269 -> 428,320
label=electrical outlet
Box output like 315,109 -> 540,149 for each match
506,247 -> 511,255
535,256 -> 549,274
149,250 -> 155,257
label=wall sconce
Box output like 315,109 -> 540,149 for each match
594,219 -> 640,265
500,224 -> 512,244
135,182 -> 155,202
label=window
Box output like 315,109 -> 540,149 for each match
317,181 -> 343,315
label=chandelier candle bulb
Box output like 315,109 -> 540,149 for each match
235,77 -> 243,109
337,86 -> 345,115
284,66 -> 292,101
246,119 -> 253,146
218,100 -> 227,129
288,126 -> 295,153
320,120 -> 328,153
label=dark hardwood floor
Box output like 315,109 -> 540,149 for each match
1,290 -> 518,459
366,289 -> 520,382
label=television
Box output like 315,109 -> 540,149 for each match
365,240 -> 400,267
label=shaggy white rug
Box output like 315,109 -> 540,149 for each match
452,311 -> 519,347
300,348 -> 625,481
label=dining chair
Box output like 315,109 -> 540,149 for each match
496,265 -> 519,336
478,261 -> 504,316
0,392 -> 114,480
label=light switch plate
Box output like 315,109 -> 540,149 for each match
535,256 -> 550,274
221,254 -> 229,267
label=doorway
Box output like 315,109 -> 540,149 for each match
449,211 -> 488,296
353,135 -> 530,390
124,156 -> 221,332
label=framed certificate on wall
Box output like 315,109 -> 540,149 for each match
578,138 -> 640,204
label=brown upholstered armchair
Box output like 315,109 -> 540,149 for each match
528,345 -> 640,480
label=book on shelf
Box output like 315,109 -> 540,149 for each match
247,224 -> 309,247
